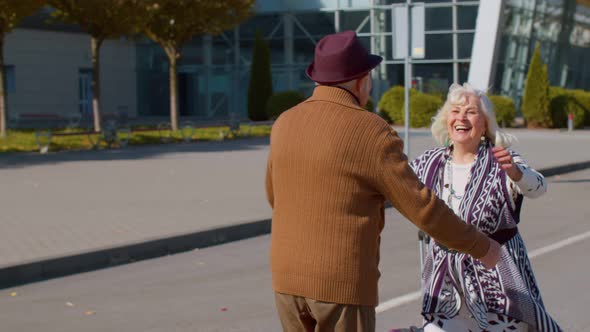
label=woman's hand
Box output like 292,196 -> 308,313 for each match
492,147 -> 522,181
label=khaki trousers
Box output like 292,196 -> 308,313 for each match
274,292 -> 375,332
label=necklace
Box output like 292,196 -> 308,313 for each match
444,155 -> 474,207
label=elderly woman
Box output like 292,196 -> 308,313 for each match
410,83 -> 561,331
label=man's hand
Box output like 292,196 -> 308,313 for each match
478,239 -> 501,269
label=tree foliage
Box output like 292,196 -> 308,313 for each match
0,0 -> 45,137
265,91 -> 304,120
248,30 -> 273,121
140,0 -> 254,129
49,0 -> 142,132
522,44 -> 551,128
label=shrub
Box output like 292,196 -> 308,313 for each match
364,97 -> 374,112
409,92 -> 443,128
549,87 -> 590,129
265,91 -> 306,119
489,95 -> 516,127
522,44 -> 551,127
247,30 -> 273,121
378,86 -> 417,124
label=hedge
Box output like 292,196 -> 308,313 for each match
378,86 -> 417,125
489,95 -> 516,127
549,87 -> 590,129
265,91 -> 306,119
408,92 -> 443,127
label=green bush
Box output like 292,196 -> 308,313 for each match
408,92 -> 443,128
522,44 -> 551,127
247,30 -> 273,121
489,95 -> 516,127
265,91 -> 306,119
364,97 -> 374,112
378,86 -> 442,127
378,86 -> 417,124
549,87 -> 590,129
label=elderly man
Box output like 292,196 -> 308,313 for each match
265,30 -> 500,332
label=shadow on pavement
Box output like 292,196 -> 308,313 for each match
0,137 -> 270,169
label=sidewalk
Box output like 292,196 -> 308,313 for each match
1,128 -> 589,288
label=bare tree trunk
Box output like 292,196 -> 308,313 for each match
91,37 -> 103,132
167,50 -> 179,131
0,36 -> 7,138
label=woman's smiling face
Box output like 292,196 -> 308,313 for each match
447,93 -> 487,147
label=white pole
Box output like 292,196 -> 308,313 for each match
404,0 -> 411,156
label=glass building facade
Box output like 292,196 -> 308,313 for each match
495,0 -> 590,106
136,0 -> 590,119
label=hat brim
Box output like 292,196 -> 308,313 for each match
305,54 -> 383,85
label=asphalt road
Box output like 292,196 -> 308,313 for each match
0,170 -> 588,332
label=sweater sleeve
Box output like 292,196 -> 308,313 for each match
372,126 -> 490,258
508,151 -> 547,199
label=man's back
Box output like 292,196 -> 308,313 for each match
267,86 -> 391,306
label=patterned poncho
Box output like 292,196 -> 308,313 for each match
410,141 -> 562,331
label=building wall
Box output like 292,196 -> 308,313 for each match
4,28 -> 137,121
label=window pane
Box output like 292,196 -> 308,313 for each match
239,14 -> 283,39
459,62 -> 470,84
413,63 -> 453,94
293,37 -> 315,64
458,33 -> 474,58
341,11 -> 370,33
425,34 -> 453,59
458,5 -> 478,30
426,7 -> 452,31
294,12 -> 336,38
4,65 -> 15,93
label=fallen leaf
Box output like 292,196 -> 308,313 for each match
219,307 -> 228,312
10,292 -> 17,297
84,311 -> 96,316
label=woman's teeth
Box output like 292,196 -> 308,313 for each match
454,126 -> 471,132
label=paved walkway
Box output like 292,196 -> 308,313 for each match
0,128 -> 589,287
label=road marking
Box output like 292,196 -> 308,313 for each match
376,290 -> 421,314
527,230 -> 590,258
376,230 -> 590,314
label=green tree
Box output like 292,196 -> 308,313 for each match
50,0 -> 142,132
0,0 -> 45,138
522,44 -> 551,127
140,0 -> 254,130
265,91 -> 304,120
248,30 -> 273,121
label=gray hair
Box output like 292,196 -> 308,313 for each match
430,83 -> 516,148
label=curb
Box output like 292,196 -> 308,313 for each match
2,160 -> 589,289
0,219 -> 270,289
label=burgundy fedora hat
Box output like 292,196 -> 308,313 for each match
306,30 -> 383,85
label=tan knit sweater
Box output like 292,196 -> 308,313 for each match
265,86 -> 490,306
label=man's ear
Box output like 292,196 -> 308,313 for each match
355,75 -> 367,94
